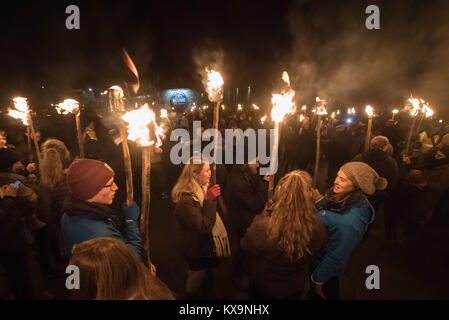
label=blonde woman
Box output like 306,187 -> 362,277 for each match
241,170 -> 327,300
69,237 -> 174,300
36,139 -> 72,273
172,157 -> 231,299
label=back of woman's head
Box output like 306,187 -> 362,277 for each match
268,170 -> 320,260
69,237 -> 174,300
171,156 -> 206,203
41,139 -> 69,188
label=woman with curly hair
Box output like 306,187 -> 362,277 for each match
241,170 -> 327,300
69,237 -> 174,300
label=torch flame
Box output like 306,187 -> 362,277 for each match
299,114 -> 305,122
122,49 -> 140,94
122,103 -> 164,147
422,103 -> 433,118
365,105 -> 374,117
160,109 -> 168,118
408,98 -> 421,117
271,72 -> 295,122
237,104 -> 242,111
337,110 -> 340,115
316,106 -> 327,115
205,68 -> 224,102
331,112 -> 335,119
252,104 -> 260,110
109,85 -> 124,99
392,109 -> 399,114
282,71 -> 290,86
302,105 -> 307,111
8,97 -> 29,125
56,99 -> 80,115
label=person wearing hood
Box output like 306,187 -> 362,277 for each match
60,158 -> 143,260
310,162 -> 388,300
352,136 -> 398,211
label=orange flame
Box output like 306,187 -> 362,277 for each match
271,72 -> 295,122
56,99 -> 80,115
122,49 -> 140,94
365,105 -> 374,117
122,103 -> 164,147
421,103 -> 433,118
282,71 -> 290,86
205,68 -> 224,102
8,97 -> 29,125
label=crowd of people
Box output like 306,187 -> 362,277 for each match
0,101 -> 448,300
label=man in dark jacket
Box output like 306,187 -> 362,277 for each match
60,158 -> 143,260
352,136 -> 399,211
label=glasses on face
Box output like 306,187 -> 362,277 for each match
104,181 -> 115,190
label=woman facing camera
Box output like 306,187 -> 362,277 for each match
241,170 -> 328,300
69,237 -> 174,300
311,162 -> 387,300
171,157 -> 231,299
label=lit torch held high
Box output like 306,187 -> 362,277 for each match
204,68 -> 224,185
312,98 -> 327,188
56,99 -> 84,158
405,97 -> 421,155
122,103 -> 163,271
108,86 -> 134,207
9,97 -> 41,166
364,105 -> 374,152
269,71 -> 295,199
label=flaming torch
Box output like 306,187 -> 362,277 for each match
122,103 -> 163,269
56,99 -> 84,158
204,68 -> 224,185
269,71 -> 295,199
364,105 -> 374,152
107,86 -> 134,207
392,109 -> 399,120
312,98 -> 327,187
405,97 -> 421,155
9,97 -> 41,165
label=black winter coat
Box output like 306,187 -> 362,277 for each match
227,166 -> 268,238
174,193 -> 230,270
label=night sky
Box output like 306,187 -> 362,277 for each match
1,0 -> 449,118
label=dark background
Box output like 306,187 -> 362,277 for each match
0,0 -> 448,117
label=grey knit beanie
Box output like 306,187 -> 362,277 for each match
340,162 -> 388,195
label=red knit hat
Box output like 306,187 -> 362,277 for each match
67,159 -> 115,201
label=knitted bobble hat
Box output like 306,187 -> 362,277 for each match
340,162 -> 388,195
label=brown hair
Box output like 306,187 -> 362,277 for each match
267,170 -> 321,260
40,139 -> 69,188
69,237 -> 174,300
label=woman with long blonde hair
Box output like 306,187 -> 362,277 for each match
35,139 -> 72,273
69,237 -> 174,300
172,157 -> 231,299
241,170 -> 327,300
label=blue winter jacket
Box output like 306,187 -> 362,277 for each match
312,198 -> 375,283
61,197 -> 143,260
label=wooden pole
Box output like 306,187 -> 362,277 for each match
211,100 -> 221,185
26,126 -> 32,161
312,115 -> 322,188
75,113 -> 85,158
121,126 -> 134,206
406,116 -> 417,155
27,113 -> 41,167
268,121 -> 280,200
140,146 -> 152,268
108,88 -> 134,207
364,117 -> 373,152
